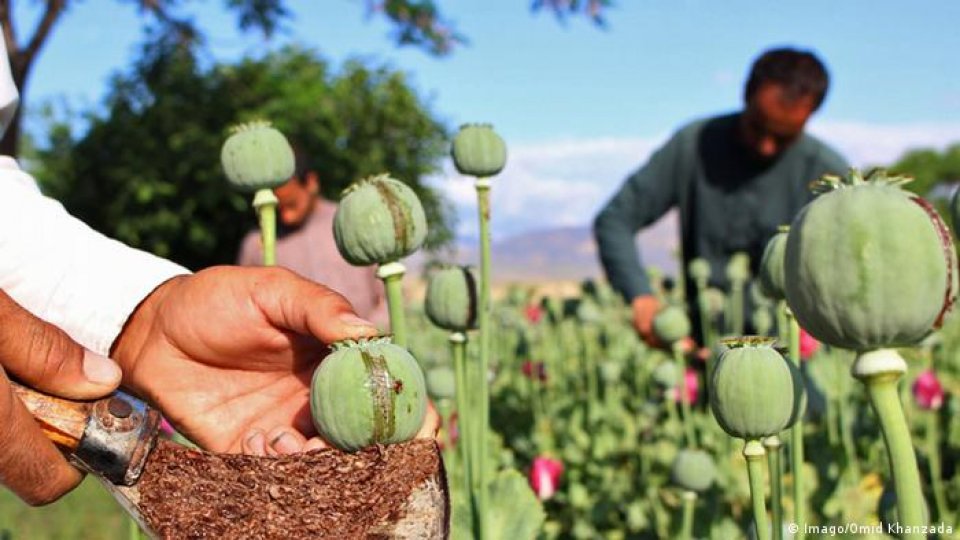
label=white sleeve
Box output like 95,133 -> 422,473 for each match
0,157 -> 190,355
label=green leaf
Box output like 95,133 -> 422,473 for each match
487,470 -> 546,540
452,469 -> 545,540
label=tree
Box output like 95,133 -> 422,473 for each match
1,0 -> 611,157
890,143 -> 960,197
35,38 -> 452,270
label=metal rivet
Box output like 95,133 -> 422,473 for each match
108,397 -> 133,419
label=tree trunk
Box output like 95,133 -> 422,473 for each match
0,103 -> 21,157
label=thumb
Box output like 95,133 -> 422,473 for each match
0,290 -> 121,399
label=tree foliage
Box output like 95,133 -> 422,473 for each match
890,144 -> 960,198
35,39 -> 452,270
2,0 -> 612,155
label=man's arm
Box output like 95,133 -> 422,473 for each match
0,159 -> 189,355
593,134 -> 686,302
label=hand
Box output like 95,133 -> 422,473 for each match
631,294 -> 662,347
111,266 -> 438,455
0,290 -> 122,504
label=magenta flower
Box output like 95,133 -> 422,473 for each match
524,304 -> 544,324
522,360 -> 548,382
528,456 -> 563,500
799,327 -> 820,360
674,368 -> 699,405
913,369 -> 945,411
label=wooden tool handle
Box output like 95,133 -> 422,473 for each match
10,381 -> 92,450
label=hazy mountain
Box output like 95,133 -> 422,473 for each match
437,211 -> 680,284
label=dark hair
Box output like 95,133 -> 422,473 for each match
290,143 -> 311,183
744,48 -> 829,111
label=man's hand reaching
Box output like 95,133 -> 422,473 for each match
111,266 -> 438,456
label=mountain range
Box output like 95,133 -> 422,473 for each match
417,210 -> 680,285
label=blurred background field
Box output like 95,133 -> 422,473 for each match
2,1 -> 960,538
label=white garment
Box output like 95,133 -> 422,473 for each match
0,157 -> 189,355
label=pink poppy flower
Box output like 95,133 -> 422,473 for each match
913,369 -> 944,411
674,368 -> 699,405
522,360 -> 548,382
524,304 -> 544,324
528,456 -> 563,500
799,327 -> 820,360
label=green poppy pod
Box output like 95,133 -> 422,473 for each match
424,266 -> 478,332
758,227 -> 789,301
576,298 -> 603,325
451,123 -> 507,178
652,361 -> 678,389
310,337 -> 427,452
425,366 -> 456,401
710,337 -> 797,439
333,174 -> 428,266
220,120 -> 295,192
670,449 -> 717,493
784,169 -> 957,351
652,305 -> 691,345
687,258 -> 712,286
726,252 -> 751,283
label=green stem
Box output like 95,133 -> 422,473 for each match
696,282 -> 714,349
728,282 -> 744,335
764,436 -> 784,540
680,491 -> 696,540
786,310 -> 806,538
673,343 -> 697,448
927,411 -> 952,524
837,392 -> 861,480
475,180 -> 493,540
450,333 -> 471,496
826,397 -> 840,447
854,349 -> 924,540
776,302 -> 788,348
253,189 -> 278,266
664,383 -> 681,430
583,325 -> 599,425
744,439 -> 771,540
378,262 -> 407,347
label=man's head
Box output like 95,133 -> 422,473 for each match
740,47 -> 829,161
275,145 -> 320,228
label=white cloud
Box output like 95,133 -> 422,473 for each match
809,120 -> 960,167
431,136 -> 666,240
434,121 -> 960,241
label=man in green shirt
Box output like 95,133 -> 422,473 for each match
594,48 -> 849,346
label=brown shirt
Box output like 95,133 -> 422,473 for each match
237,198 -> 388,328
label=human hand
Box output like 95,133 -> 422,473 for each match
111,266 -> 438,456
631,294 -> 662,347
0,290 -> 122,504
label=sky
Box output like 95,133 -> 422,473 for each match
14,0 -> 960,241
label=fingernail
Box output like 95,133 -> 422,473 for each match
245,431 -> 266,455
303,438 -> 328,452
82,350 -> 122,385
270,432 -> 301,454
338,313 -> 375,328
